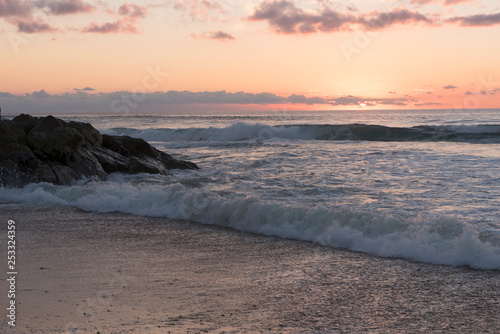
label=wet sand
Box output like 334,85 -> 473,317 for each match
1,204 -> 499,333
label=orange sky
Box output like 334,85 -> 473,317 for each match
1,0 -> 500,112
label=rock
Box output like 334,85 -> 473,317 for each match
113,135 -> 158,159
156,150 -> 200,170
102,134 -> 130,157
103,134 -> 199,170
128,156 -> 169,175
9,114 -> 39,133
91,146 -> 130,174
0,114 -> 199,187
37,165 -> 58,184
0,143 -> 57,186
51,165 -> 81,185
0,122 -> 26,145
68,121 -> 102,147
67,147 -> 107,179
27,116 -> 86,162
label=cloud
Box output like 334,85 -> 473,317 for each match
118,3 -> 146,18
448,12 -> 500,26
357,8 -> 431,30
27,89 -> 51,98
36,0 -> 95,15
83,19 -> 138,33
287,94 -> 326,105
248,0 -> 351,34
0,91 -> 16,98
410,0 -> 435,4
444,0 -> 475,6
0,0 -> 31,18
329,95 -> 408,106
414,102 -> 443,106
0,1 -> 147,34
173,0 -> 226,22
209,30 -> 235,40
82,3 -> 148,34
443,85 -> 457,89
193,30 -> 236,40
410,0 -> 474,5
0,89 -> 410,114
248,0 -> 433,34
15,18 -> 58,33
74,87 -> 95,91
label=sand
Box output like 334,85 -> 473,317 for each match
1,204 -> 500,333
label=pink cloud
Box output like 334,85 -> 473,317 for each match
118,3 -> 147,18
193,30 -> 236,41
410,0 -> 435,4
444,0 -> 475,5
0,0 -> 31,18
14,18 -> 58,33
82,3 -> 148,34
248,0 -> 433,34
410,0 -> 474,5
449,12 -> 500,26
358,8 -> 432,30
37,0 -> 95,15
82,19 -> 138,34
173,0 -> 225,22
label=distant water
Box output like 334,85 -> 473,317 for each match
2,109 -> 500,269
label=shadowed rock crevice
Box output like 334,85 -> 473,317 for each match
0,114 -> 199,187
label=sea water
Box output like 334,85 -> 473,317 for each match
1,109 -> 500,269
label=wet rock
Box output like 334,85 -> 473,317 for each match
0,114 -> 199,187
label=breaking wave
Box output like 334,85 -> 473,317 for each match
1,177 -> 499,270
104,123 -> 500,143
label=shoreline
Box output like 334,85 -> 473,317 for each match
1,204 -> 500,333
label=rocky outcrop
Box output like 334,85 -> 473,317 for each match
0,114 -> 199,187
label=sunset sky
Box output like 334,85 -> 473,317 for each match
1,0 -> 500,113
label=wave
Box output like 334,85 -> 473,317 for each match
103,123 -> 500,143
1,177 -> 499,269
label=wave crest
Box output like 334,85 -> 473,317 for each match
104,123 -> 500,143
1,178 -> 499,269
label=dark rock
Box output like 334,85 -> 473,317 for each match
91,146 -> 129,174
0,143 -> 36,162
102,134 -> 130,157
38,165 -> 58,184
27,125 -> 85,162
128,156 -> 169,175
156,150 -> 200,170
10,114 -> 39,133
0,160 -> 24,187
68,121 -> 102,147
67,147 -> 107,179
112,135 -> 158,159
0,143 -> 57,186
0,122 -> 26,145
105,135 -> 199,170
51,165 -> 81,185
0,114 -> 199,187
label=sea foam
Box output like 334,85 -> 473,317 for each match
1,177 -> 499,269
103,123 -> 500,143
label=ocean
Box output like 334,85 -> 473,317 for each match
1,108 -> 500,269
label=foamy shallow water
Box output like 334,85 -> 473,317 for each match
1,109 -> 500,269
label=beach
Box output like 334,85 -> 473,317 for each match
2,0 -> 500,330
1,204 -> 499,333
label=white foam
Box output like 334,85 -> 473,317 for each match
1,178 -> 499,269
103,122 -> 500,144
103,123 -> 307,142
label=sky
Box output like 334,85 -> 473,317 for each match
1,0 -> 500,113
